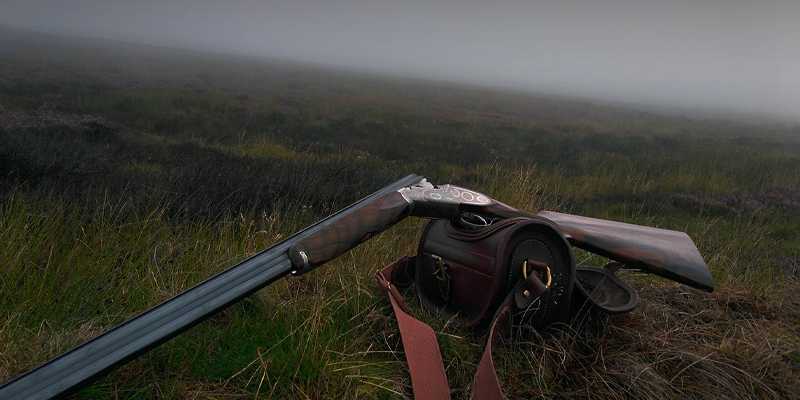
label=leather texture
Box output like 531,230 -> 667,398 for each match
376,260 -> 451,400
377,257 -> 547,400
416,217 -> 576,329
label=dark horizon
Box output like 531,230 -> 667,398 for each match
2,0 -> 798,121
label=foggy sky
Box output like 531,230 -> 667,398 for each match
2,0 -> 798,119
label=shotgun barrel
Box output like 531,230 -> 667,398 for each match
0,174 -> 424,400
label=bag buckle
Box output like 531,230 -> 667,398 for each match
521,259 -> 552,298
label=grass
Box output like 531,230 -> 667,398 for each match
0,26 -> 799,399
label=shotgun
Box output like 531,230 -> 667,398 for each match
0,175 -> 713,399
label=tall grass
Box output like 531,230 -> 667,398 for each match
1,165 -> 797,398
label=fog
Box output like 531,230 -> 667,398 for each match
2,0 -> 798,119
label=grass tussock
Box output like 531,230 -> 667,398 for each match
492,281 -> 800,400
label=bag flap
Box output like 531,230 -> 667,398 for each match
537,211 -> 714,292
573,265 -> 639,314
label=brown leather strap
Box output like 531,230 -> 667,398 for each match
470,299 -> 512,400
377,256 -> 545,400
376,257 -> 451,400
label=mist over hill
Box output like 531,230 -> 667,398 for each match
2,0 -> 799,121
1,25 -> 798,134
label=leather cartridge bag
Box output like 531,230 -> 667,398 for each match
415,216 -> 576,329
375,216 -> 578,400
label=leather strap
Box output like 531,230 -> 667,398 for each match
376,257 -> 451,400
470,300 -> 511,400
376,256 -> 547,400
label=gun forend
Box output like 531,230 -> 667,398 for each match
288,190 -> 412,273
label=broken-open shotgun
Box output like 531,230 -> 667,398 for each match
0,175 -> 713,399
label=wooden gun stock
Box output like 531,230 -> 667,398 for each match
537,211 -> 714,291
